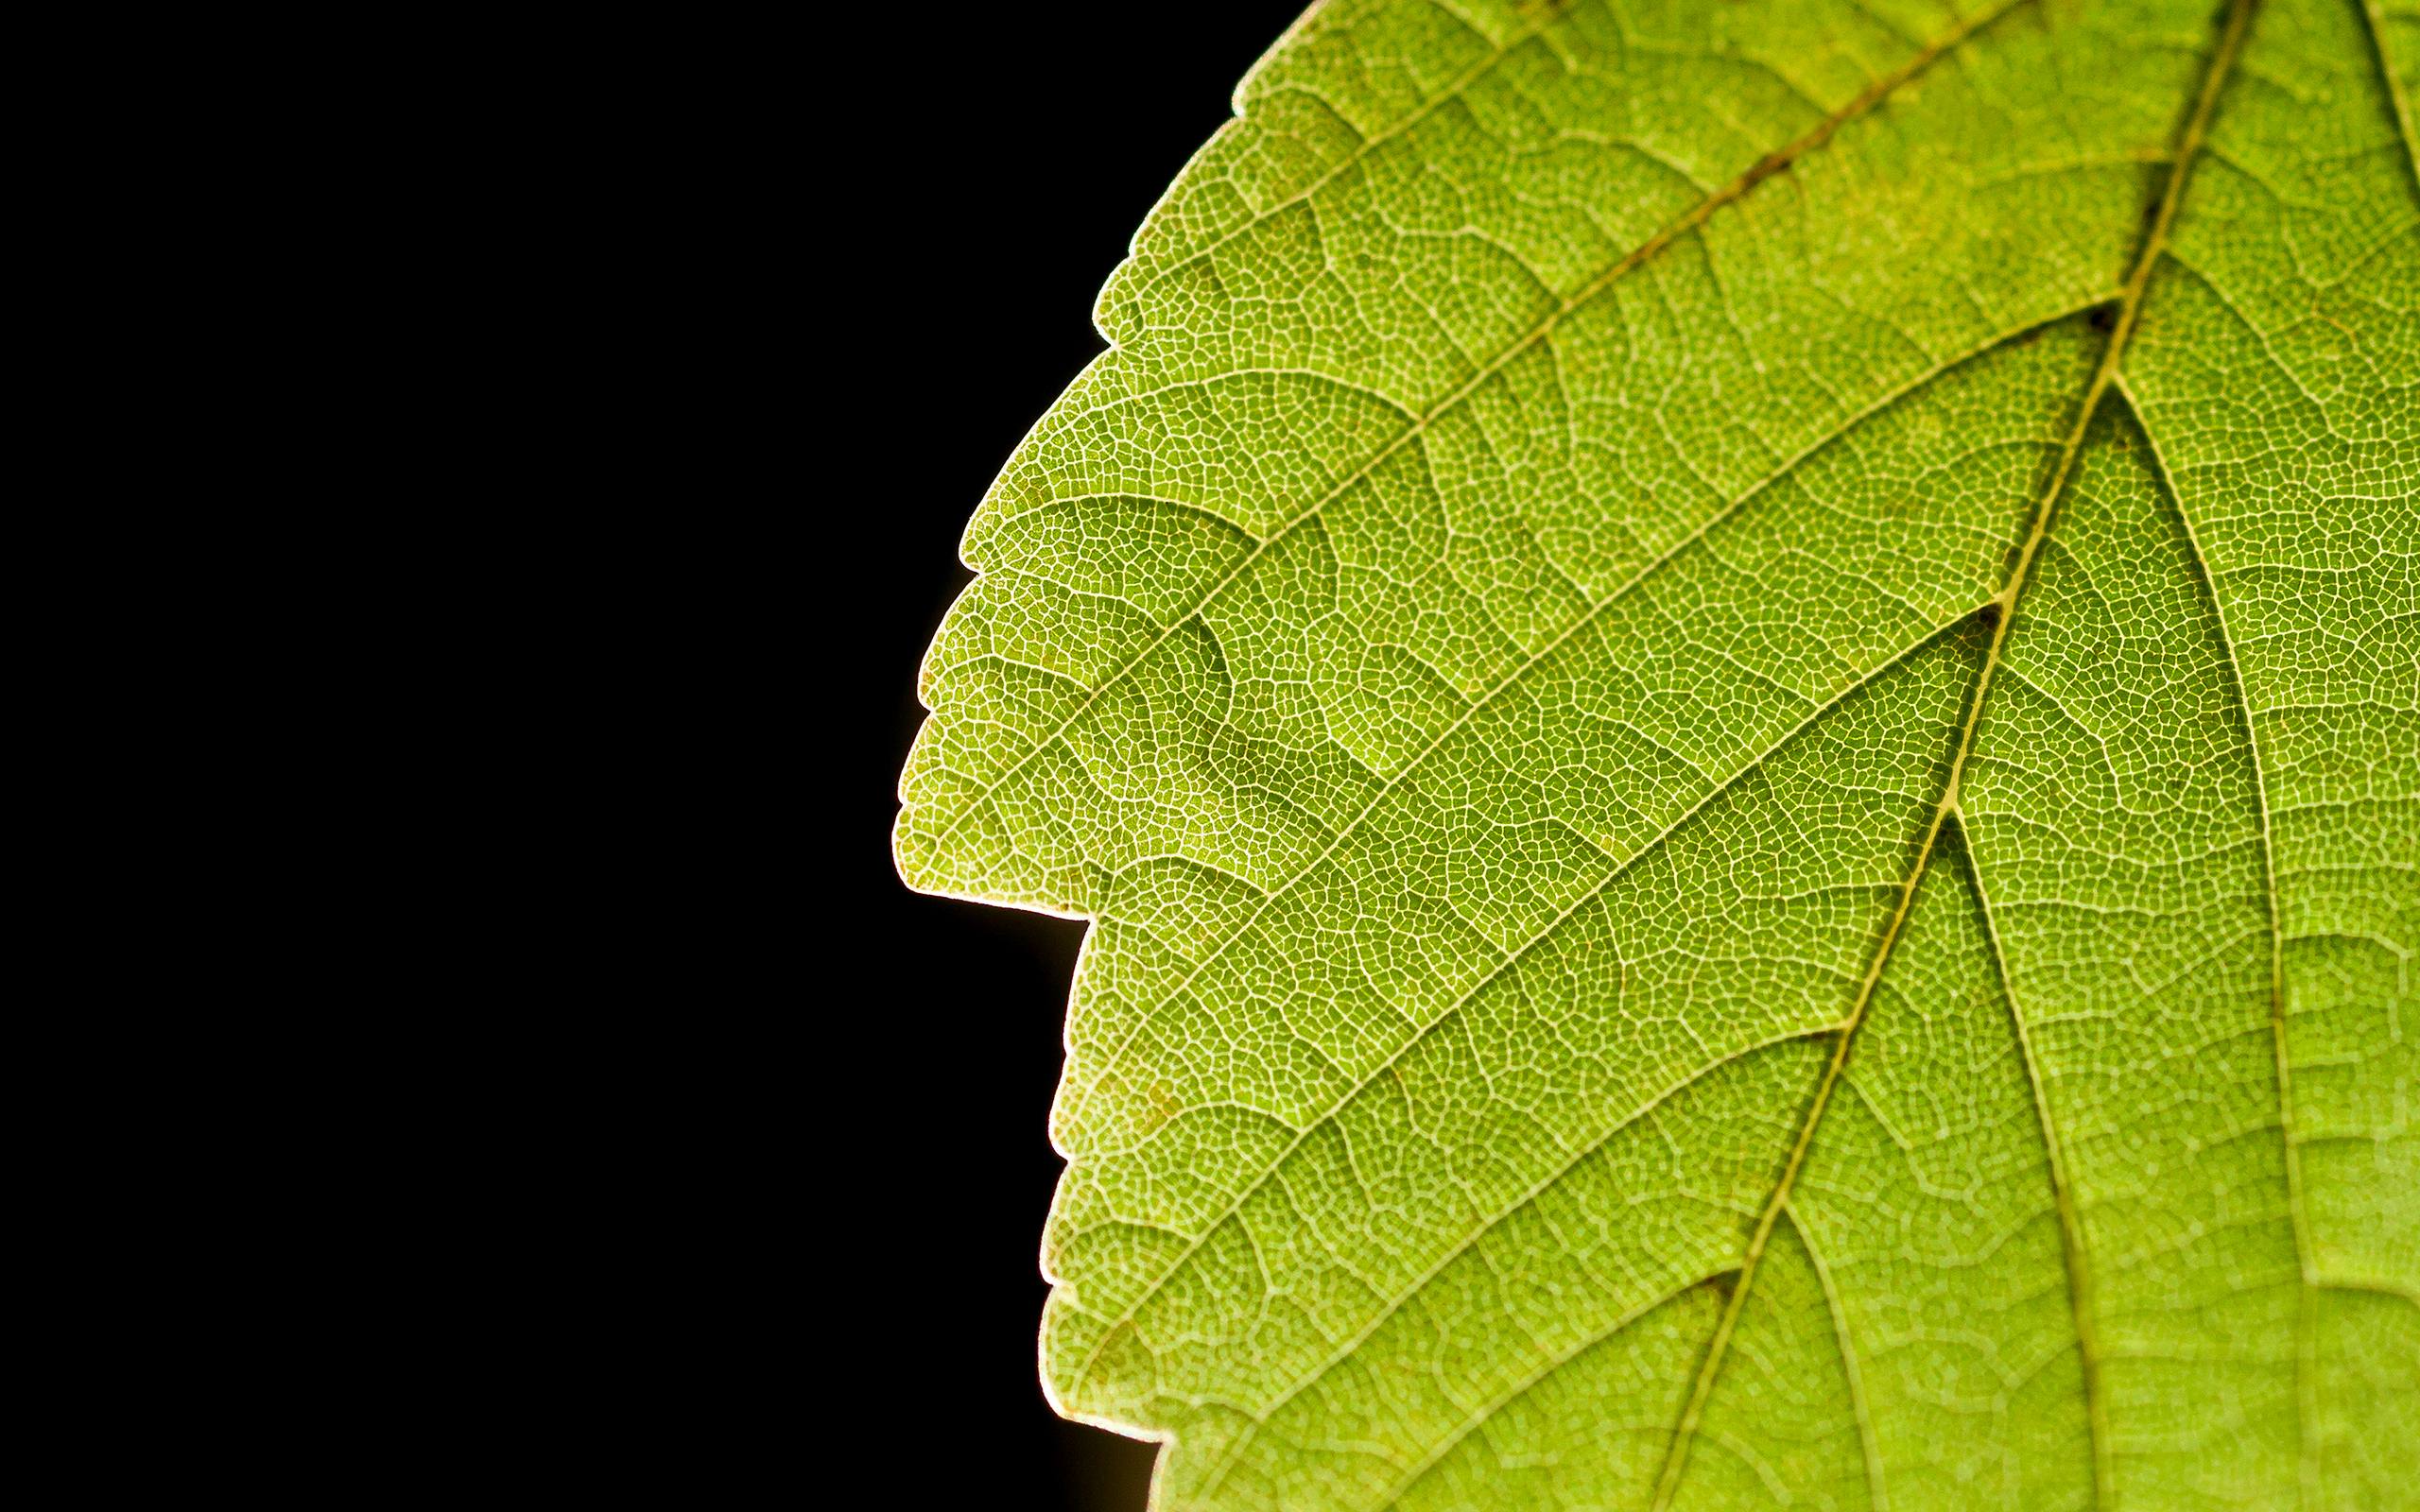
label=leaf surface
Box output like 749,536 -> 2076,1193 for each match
896,1 -> 2419,1506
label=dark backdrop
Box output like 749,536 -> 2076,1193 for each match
854,6 -> 1311,1507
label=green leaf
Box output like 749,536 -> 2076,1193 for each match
896,0 -> 2419,1505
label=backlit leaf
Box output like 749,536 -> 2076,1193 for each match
896,1 -> 2418,1505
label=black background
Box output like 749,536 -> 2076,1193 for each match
855,6 -> 1312,1507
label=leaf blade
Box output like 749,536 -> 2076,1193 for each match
897,1 -> 2419,1506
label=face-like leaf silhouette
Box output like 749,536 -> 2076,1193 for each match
896,0 -> 2419,1506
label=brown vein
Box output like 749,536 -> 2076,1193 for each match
1644,636 -> 1978,1512
1645,8 -> 2258,1504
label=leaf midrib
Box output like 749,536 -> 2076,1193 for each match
1645,6 -> 2267,1509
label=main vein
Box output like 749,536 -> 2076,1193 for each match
1645,5 -> 2258,1507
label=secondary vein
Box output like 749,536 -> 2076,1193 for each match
2118,372 -> 2319,1512
1059,303 -> 2093,1150
917,0 -> 2038,860
1060,613 -> 1979,1413
1965,823 -> 2113,1512
1791,1202 -> 1889,1512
